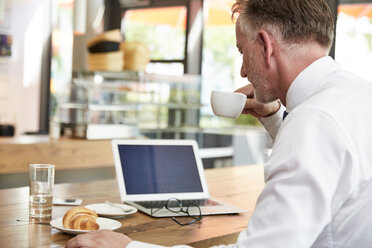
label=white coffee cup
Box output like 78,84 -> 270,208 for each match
210,90 -> 246,118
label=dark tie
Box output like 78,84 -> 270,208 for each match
283,110 -> 289,120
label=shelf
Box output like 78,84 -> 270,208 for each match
58,72 -> 202,139
142,102 -> 203,109
88,104 -> 139,111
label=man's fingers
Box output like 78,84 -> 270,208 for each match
242,98 -> 261,118
65,234 -> 97,248
242,109 -> 260,118
64,230 -> 132,248
242,98 -> 281,118
245,97 -> 263,110
235,84 -> 254,98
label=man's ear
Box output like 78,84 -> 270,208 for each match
257,30 -> 274,67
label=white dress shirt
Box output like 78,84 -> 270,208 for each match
128,56 -> 372,248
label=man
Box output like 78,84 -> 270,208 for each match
66,0 -> 372,247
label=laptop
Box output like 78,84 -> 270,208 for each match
111,139 -> 247,217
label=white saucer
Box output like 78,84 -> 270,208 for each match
50,217 -> 121,235
85,203 -> 137,218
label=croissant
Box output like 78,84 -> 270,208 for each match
63,207 -> 99,230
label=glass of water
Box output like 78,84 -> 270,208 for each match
29,164 -> 55,222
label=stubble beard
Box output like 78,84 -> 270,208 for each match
251,77 -> 276,104
246,51 -> 277,104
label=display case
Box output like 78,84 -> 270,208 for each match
56,71 -> 203,140
52,71 -> 271,169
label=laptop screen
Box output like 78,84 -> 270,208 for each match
118,144 -> 204,194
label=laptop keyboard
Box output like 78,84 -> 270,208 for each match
135,199 -> 221,209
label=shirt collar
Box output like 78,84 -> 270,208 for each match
285,56 -> 340,112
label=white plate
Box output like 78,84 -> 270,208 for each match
85,203 -> 137,218
50,217 -> 121,235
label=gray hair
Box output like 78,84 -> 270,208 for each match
232,0 -> 334,54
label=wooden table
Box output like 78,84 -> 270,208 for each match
0,165 -> 265,248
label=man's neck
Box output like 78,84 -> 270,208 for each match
276,45 -> 328,106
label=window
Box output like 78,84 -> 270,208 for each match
50,0 -> 74,116
201,0 -> 259,127
335,3 -> 372,81
122,6 -> 187,76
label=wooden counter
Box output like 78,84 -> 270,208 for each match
0,136 -> 114,174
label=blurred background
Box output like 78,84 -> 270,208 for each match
0,0 -> 371,175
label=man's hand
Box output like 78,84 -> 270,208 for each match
235,84 -> 281,118
65,230 -> 132,248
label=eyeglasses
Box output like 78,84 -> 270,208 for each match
165,198 -> 203,226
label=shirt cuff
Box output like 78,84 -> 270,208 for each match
259,104 -> 286,140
